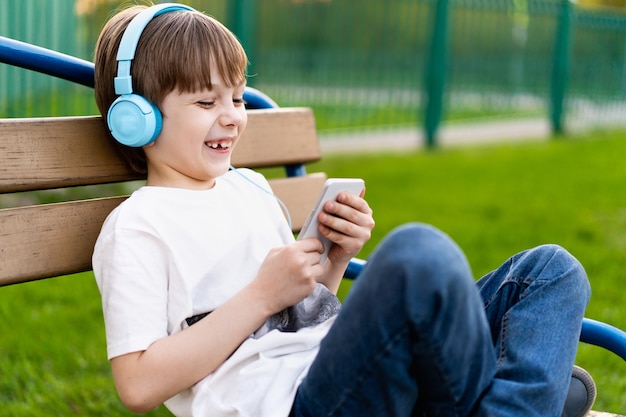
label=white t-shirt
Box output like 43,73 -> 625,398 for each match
92,169 -> 338,417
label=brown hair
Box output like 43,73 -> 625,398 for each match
94,5 -> 248,174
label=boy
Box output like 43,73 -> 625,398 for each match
92,3 -> 593,417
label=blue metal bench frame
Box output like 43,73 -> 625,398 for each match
2,36 -> 625,362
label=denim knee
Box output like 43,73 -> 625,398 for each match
521,243 -> 590,302
371,223 -> 460,264
364,223 -> 475,305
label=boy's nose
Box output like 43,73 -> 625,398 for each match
219,105 -> 244,127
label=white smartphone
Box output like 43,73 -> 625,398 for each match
298,178 -> 365,264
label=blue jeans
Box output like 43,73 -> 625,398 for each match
291,223 -> 590,417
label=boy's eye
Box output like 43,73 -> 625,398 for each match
234,98 -> 247,107
197,101 -> 215,108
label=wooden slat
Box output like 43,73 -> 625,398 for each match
0,117 -> 137,193
0,197 -> 126,286
0,174 -> 326,286
269,172 -> 327,232
233,107 -> 321,168
0,107 -> 319,193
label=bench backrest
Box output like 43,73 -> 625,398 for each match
0,107 -> 326,286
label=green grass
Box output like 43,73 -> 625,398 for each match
1,129 -> 626,414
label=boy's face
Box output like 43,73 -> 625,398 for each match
144,69 -> 247,189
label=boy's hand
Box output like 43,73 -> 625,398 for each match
317,191 -> 374,264
252,239 -> 325,314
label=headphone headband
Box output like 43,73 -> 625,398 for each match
114,3 -> 195,95
107,3 -> 196,147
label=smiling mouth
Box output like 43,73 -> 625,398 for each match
205,141 -> 232,150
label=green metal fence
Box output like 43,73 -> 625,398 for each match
2,0 -> 626,146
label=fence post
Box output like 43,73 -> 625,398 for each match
227,0 -> 257,87
423,0 -> 449,148
550,0 -> 572,135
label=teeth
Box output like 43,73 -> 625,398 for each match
207,142 -> 230,149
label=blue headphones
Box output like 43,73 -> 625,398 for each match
107,3 -> 195,147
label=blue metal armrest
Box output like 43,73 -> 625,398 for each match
581,318 -> 626,361
344,258 -> 626,361
0,36 -> 94,87
0,36 -> 278,111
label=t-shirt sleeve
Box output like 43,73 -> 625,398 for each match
93,227 -> 170,360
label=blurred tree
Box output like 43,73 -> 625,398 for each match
75,0 -> 125,16
577,0 -> 626,10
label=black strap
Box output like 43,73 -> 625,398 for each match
185,312 -> 210,327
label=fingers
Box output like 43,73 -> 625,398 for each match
319,192 -> 374,237
315,193 -> 374,261
256,241 -> 325,312
294,238 -> 325,263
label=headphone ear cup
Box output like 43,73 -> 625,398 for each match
107,94 -> 162,147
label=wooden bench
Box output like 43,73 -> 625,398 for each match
0,107 -> 327,286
